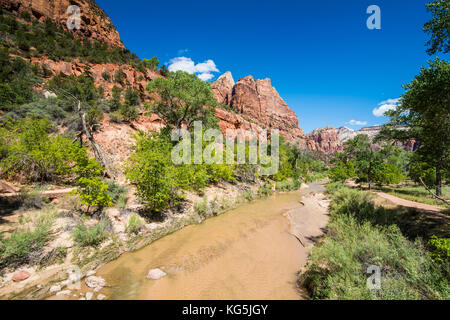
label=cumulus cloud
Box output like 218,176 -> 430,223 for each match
167,57 -> 219,81
373,98 -> 400,117
347,120 -> 368,126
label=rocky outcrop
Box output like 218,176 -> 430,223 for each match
307,127 -> 343,154
29,57 -> 162,99
0,0 -> 124,48
212,72 -> 307,147
211,71 -> 234,105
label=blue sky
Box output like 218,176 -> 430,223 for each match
96,0 -> 447,133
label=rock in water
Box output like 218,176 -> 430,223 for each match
85,276 -> 106,289
147,268 -> 167,280
12,270 -> 31,282
86,292 -> 93,300
97,294 -> 106,300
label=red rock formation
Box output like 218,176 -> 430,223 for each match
0,0 -> 124,48
306,127 -> 344,154
212,72 -> 307,147
211,71 -> 234,105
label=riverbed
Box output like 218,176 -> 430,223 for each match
67,182 -> 328,300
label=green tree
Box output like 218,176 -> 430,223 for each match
380,59 -> 450,196
146,71 -> 218,130
143,57 -> 159,70
329,159 -> 356,183
423,0 -> 449,55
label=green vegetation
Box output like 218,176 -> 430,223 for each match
0,212 -> 54,270
275,179 -> 302,191
126,215 -> 143,235
300,186 -> 449,300
423,0 -> 449,55
73,220 -> 109,247
0,10 -> 141,65
146,71 -> 218,130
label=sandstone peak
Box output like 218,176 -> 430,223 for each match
217,71 -> 235,86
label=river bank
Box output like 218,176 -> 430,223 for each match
48,181 -> 330,300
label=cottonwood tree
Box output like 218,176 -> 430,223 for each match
380,59 -> 450,196
146,71 -> 218,131
423,0 -> 449,55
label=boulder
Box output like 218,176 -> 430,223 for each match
147,268 -> 167,280
12,270 -> 31,282
85,276 -> 106,289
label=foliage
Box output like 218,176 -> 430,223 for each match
126,215 -> 143,235
379,59 -> 450,196
0,118 -> 84,182
73,220 -> 109,247
428,236 -> 450,264
275,179 -> 302,191
423,0 -> 450,55
146,71 -> 218,130
328,160 -> 356,183
106,180 -> 128,208
0,11 -> 142,65
0,212 -> 54,269
300,187 -> 449,300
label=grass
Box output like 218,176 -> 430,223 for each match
0,211 -> 55,270
372,182 -> 450,209
275,179 -> 302,192
73,220 -> 109,247
300,186 -> 449,300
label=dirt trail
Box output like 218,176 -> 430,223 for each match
373,191 -> 444,213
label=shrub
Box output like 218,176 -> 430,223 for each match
0,118 -> 86,182
124,133 -> 180,212
242,190 -> 254,202
194,196 -> 208,217
275,179 -> 302,191
114,68 -> 127,85
300,188 -> 449,300
126,215 -> 143,235
428,236 -> 450,264
106,180 -> 128,208
101,70 -> 111,82
0,212 -> 54,269
73,220 -> 109,247
257,181 -> 274,197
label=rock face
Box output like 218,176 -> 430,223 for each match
212,72 -> 307,147
306,127 -> 343,154
0,0 -> 124,48
211,71 -> 234,105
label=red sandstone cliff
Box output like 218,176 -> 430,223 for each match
212,72 -> 308,147
0,0 -> 124,48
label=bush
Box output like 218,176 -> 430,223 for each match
0,212 -> 54,269
300,188 -> 449,300
106,180 -> 128,208
0,118 -> 86,182
275,179 -> 302,191
257,181 -> 274,197
73,220 -> 109,247
126,215 -> 143,235
428,236 -> 450,265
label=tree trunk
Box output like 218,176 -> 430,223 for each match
436,157 -> 442,197
77,102 -> 114,179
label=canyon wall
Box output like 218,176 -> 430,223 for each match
0,0 -> 124,48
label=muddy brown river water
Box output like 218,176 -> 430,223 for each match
95,190 -> 313,300
66,182 -> 328,300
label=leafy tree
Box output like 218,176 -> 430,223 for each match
159,64 -> 169,77
0,118 -> 84,182
329,159 -> 356,183
380,59 -> 450,196
124,132 -> 179,212
423,0 -> 450,55
146,71 -> 218,130
143,57 -> 159,70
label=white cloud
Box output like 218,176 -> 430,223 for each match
348,120 -> 368,126
373,98 -> 400,117
167,57 -> 219,81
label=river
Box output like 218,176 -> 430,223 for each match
75,182 -> 328,300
